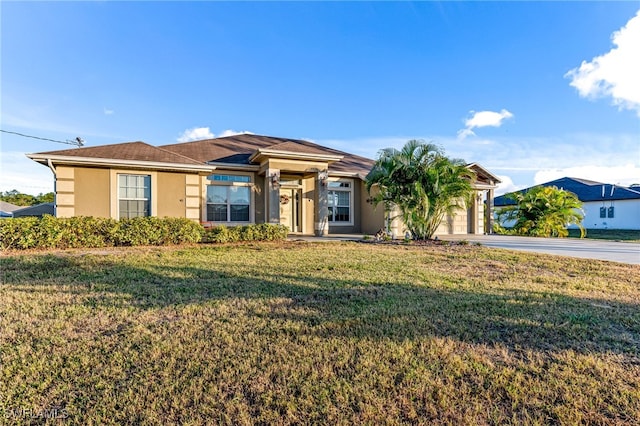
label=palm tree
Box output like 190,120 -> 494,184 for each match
496,185 -> 584,237
365,140 -> 476,240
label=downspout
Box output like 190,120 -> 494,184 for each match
47,159 -> 57,217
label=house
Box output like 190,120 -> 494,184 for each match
27,134 -> 501,237
494,177 -> 640,230
0,201 -> 21,218
12,203 -> 55,218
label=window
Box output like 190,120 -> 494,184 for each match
328,180 -> 352,224
607,206 -> 615,218
600,207 -> 607,218
118,174 -> 151,218
207,185 -> 250,222
208,174 -> 250,183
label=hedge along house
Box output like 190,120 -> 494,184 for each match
27,134 -> 501,237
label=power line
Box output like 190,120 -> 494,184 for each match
0,129 -> 84,147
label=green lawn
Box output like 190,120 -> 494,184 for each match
568,228 -> 640,241
1,242 -> 639,424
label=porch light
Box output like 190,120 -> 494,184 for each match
270,172 -> 280,190
318,170 -> 329,186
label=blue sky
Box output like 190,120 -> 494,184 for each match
2,1 -> 639,195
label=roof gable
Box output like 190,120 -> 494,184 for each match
466,163 -> 502,185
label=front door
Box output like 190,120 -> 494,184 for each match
279,188 -> 301,233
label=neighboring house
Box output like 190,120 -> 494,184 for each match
0,201 -> 22,218
27,134 -> 501,236
494,177 -> 640,230
12,203 -> 55,218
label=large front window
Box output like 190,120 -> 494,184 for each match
328,180 -> 352,224
118,174 -> 150,218
207,185 -> 250,222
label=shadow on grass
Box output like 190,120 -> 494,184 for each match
2,253 -> 639,358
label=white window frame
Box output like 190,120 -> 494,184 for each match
117,174 -> 151,219
206,173 -> 254,224
327,178 -> 354,226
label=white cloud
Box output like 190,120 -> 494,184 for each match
177,127 -> 215,142
565,10 -> 640,116
457,128 -> 476,139
534,165 -> 640,187
495,175 -> 526,196
218,129 -> 254,138
176,127 -> 253,143
457,109 -> 513,139
103,108 -> 114,115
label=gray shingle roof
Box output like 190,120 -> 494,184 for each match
160,134 -> 375,177
33,142 -> 208,166
12,203 -> 55,218
495,177 -> 640,206
0,201 -> 22,213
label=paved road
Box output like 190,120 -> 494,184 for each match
440,234 -> 640,265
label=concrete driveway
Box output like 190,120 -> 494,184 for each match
440,234 -> 640,265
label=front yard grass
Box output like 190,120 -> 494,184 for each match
568,228 -> 640,241
1,242 -> 639,424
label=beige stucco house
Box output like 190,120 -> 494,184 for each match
27,134 -> 500,237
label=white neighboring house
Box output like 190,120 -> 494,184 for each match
494,177 -> 640,230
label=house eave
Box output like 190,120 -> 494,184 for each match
249,149 -> 344,164
472,183 -> 501,190
328,170 -> 367,180
26,154 -> 216,173
206,162 -> 260,171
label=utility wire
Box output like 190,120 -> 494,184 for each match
0,129 -> 84,147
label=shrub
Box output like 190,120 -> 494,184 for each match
202,224 -> 288,243
114,217 -> 167,246
0,216 -> 203,250
0,216 -> 40,249
162,217 -> 204,245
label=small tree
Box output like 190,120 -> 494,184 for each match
365,140 -> 475,240
496,185 -> 584,237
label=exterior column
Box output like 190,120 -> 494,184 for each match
315,170 -> 329,236
469,193 -> 478,234
485,188 -> 495,234
266,168 -> 280,224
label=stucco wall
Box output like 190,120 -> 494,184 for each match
575,200 -> 640,230
54,166 -> 75,217
55,166 -> 204,220
359,181 -> 385,235
302,175 -> 315,235
74,167 -> 110,217
157,172 -> 187,218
